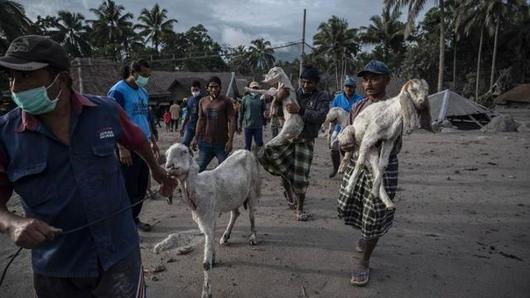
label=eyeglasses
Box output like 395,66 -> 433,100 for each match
251,87 -> 259,90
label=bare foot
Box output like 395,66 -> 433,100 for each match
356,239 -> 365,253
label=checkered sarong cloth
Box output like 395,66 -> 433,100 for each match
258,138 -> 314,197
337,153 -> 399,240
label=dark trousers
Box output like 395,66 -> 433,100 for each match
197,141 -> 227,172
170,119 -> 179,131
244,127 -> 264,151
121,152 -> 149,223
34,249 -> 145,298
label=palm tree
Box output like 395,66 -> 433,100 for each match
385,0 -> 446,92
135,4 -> 177,54
246,38 -> 275,74
458,0 -> 523,99
229,45 -> 250,74
313,16 -> 359,90
89,0 -> 134,59
0,0 -> 33,51
445,0 -> 464,90
360,8 -> 405,61
54,11 -> 91,57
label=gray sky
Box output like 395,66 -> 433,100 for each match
18,0 -> 433,60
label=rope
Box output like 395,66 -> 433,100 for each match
0,195 -> 153,288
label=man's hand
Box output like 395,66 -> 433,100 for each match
118,147 -> 133,166
191,139 -> 198,151
286,103 -> 300,114
151,166 -> 176,197
225,141 -> 233,154
7,216 -> 62,249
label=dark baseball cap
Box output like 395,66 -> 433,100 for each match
357,60 -> 390,77
0,35 -> 70,71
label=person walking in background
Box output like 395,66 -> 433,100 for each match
328,76 -> 363,178
163,109 -> 171,132
239,81 -> 267,151
191,76 -> 236,172
169,100 -> 180,132
108,59 -> 159,232
180,80 -> 203,146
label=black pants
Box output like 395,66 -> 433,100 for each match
121,152 -> 149,223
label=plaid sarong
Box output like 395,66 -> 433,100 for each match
337,153 -> 399,240
258,138 -> 315,197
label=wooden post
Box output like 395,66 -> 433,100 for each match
299,9 -> 306,88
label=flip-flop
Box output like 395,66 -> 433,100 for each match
296,211 -> 312,221
350,268 -> 370,287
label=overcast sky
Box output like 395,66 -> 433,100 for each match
18,0 -> 433,60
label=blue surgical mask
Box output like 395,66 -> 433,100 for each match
11,74 -> 62,115
135,75 -> 149,87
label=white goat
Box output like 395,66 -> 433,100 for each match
323,107 -> 350,146
339,79 -> 433,209
165,143 -> 261,298
245,66 -> 304,146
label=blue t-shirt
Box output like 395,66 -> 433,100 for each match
331,92 -> 363,132
108,80 -> 151,140
184,94 -> 202,131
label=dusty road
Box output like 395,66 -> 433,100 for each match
2,111 -> 530,298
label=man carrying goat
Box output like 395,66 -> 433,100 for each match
337,60 -> 400,286
258,66 -> 329,221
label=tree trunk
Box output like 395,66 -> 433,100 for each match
490,16 -> 500,89
452,36 -> 457,91
475,25 -> 484,101
335,54 -> 340,91
437,0 -> 445,92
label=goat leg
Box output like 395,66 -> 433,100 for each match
220,208 -> 240,246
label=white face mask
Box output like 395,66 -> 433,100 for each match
192,91 -> 200,97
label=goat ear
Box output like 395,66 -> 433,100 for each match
399,92 -> 416,134
400,80 -> 413,94
418,99 -> 434,133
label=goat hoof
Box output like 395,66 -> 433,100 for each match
203,261 -> 212,270
249,235 -> 257,246
220,235 -> 229,246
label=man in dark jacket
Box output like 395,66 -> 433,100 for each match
258,66 -> 329,221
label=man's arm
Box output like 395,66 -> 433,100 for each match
300,91 -> 330,125
116,105 -> 174,196
0,152 -> 61,248
108,89 -> 126,109
238,98 -> 245,131
193,98 -> 206,142
226,99 -> 236,153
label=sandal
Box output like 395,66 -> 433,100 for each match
350,268 -> 370,286
296,211 -> 312,221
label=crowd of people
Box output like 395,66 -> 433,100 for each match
0,35 -> 401,296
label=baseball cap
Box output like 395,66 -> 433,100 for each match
344,76 -> 356,86
249,81 -> 260,88
0,35 -> 70,71
357,60 -> 390,77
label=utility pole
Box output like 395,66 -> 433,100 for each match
299,9 -> 306,88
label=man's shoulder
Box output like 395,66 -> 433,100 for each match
109,80 -> 127,92
83,94 -> 120,112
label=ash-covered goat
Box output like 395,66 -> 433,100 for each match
339,79 -> 433,209
164,143 -> 261,297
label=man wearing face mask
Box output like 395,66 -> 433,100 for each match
0,35 -> 175,297
258,66 -> 329,221
108,59 -> 158,232
239,81 -> 267,151
180,80 -> 203,147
